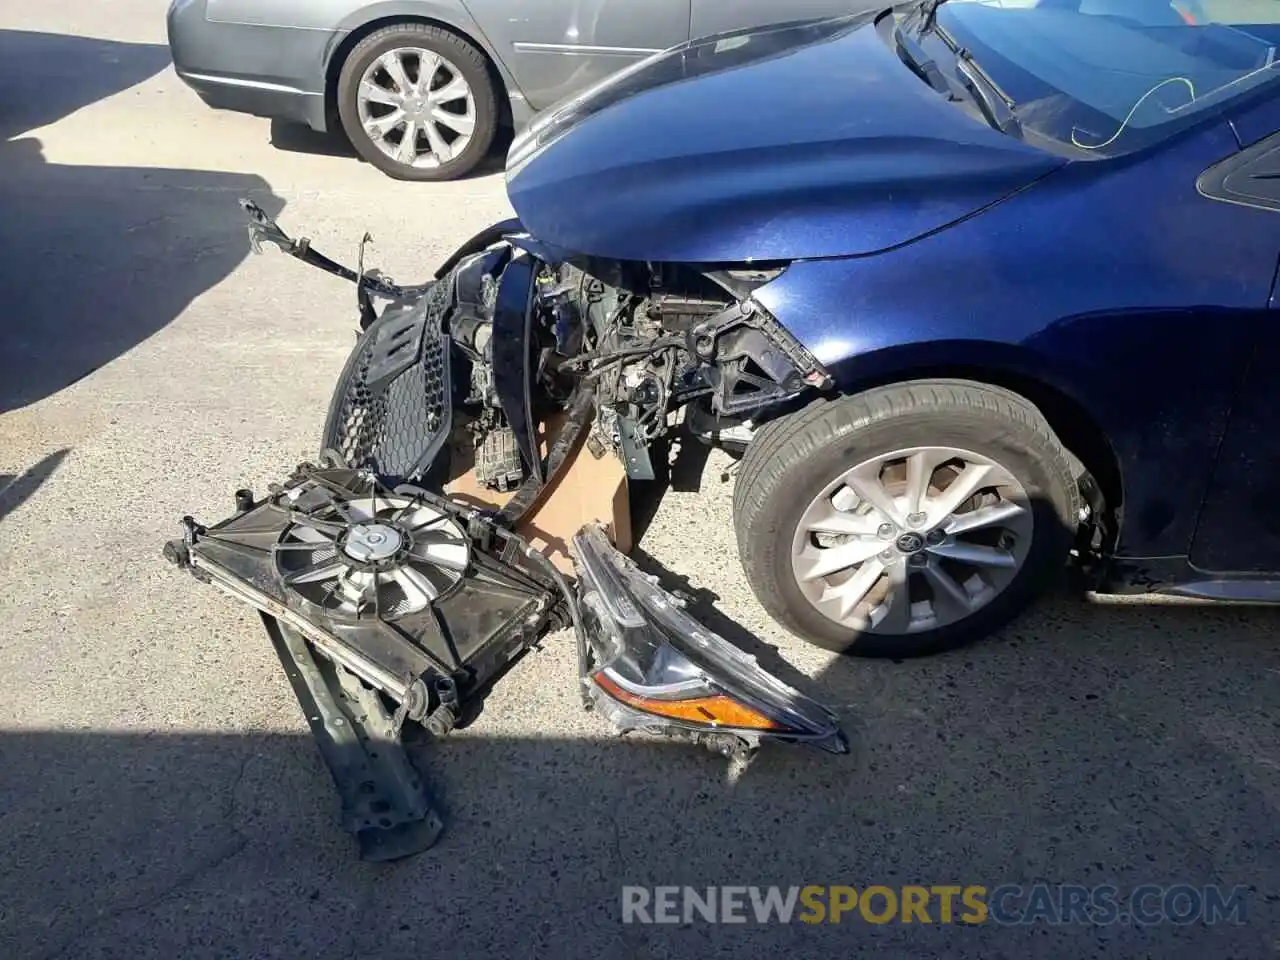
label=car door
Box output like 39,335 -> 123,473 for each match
690,0 -> 882,39
1189,93 -> 1280,573
463,0 -> 690,111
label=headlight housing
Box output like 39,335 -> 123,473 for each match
570,525 -> 845,755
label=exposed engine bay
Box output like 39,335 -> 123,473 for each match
444,234 -> 834,488
163,203 -> 843,861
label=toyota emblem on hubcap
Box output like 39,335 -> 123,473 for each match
895,532 -> 925,554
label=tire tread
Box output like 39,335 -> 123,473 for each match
733,380 -> 1080,657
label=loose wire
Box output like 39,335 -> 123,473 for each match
1071,76 -> 1196,151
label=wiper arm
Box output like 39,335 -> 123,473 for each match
893,25 -> 950,95
956,54 -> 1020,135
920,0 -> 949,32
935,26 -> 1021,137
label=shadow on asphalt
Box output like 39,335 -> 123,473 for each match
0,29 -> 171,141
2,593 -> 1279,959
269,117 -> 358,160
0,30 -> 284,414
268,116 -> 515,178
0,448 -> 69,525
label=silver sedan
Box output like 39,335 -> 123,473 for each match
166,0 -> 863,181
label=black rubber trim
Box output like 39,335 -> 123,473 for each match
491,251 -> 543,484
434,218 -> 523,279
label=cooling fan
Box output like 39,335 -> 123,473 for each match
273,490 -> 471,619
169,465 -> 559,727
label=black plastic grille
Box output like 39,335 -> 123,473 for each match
325,281 -> 453,481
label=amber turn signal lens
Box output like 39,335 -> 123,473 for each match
593,671 -> 786,730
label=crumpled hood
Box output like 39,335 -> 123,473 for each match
505,12 -> 1065,263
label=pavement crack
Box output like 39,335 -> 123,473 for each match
36,751 -> 256,960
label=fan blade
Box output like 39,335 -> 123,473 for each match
283,561 -> 347,585
411,542 -> 468,572
405,558 -> 459,595
289,525 -> 332,544
412,528 -> 465,547
287,515 -> 345,539
275,541 -> 335,553
391,566 -> 439,605
400,507 -> 449,532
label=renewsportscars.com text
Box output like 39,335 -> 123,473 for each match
621,884 -> 1249,926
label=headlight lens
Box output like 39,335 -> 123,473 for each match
593,669 -> 787,731
571,525 -> 841,744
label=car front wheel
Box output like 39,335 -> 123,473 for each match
733,380 -> 1080,658
336,24 -> 498,182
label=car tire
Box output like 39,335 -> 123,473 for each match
733,380 -> 1080,658
336,23 -> 499,182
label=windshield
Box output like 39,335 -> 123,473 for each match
925,0 -> 1280,155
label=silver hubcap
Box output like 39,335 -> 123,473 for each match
790,446 -> 1033,635
357,48 -> 475,168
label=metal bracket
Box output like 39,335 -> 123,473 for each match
240,198 -> 405,300
262,614 -> 444,862
617,415 -> 655,481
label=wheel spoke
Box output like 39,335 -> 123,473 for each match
945,500 -> 1026,536
431,105 -> 474,136
806,505 -> 879,537
846,468 -> 905,526
927,540 -> 1017,568
395,121 -> 419,163
903,449 -> 937,517
798,539 -> 886,581
923,563 -> 973,613
364,108 -> 405,137
422,119 -> 451,161
872,563 -> 912,633
835,558 -> 886,619
926,462 -> 994,524
414,51 -> 442,94
378,51 -> 413,94
428,74 -> 470,104
359,80 -> 402,107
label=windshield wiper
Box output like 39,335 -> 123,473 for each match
933,25 -> 1022,138
920,0 -> 949,32
893,25 -> 950,95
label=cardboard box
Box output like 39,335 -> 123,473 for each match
445,415 -> 631,574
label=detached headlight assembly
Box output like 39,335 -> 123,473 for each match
569,525 -> 845,756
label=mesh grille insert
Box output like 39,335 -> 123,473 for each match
325,281 -> 453,481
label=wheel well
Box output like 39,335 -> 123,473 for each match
838,365 -> 1124,518
323,16 -> 512,131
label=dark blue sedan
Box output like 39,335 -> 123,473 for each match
294,1 -> 1280,660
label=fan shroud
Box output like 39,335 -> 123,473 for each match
273,493 -> 471,619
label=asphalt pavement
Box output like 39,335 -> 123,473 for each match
2,4 -> 1279,959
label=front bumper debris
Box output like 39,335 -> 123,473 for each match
167,202 -> 846,859
166,468 -> 845,859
